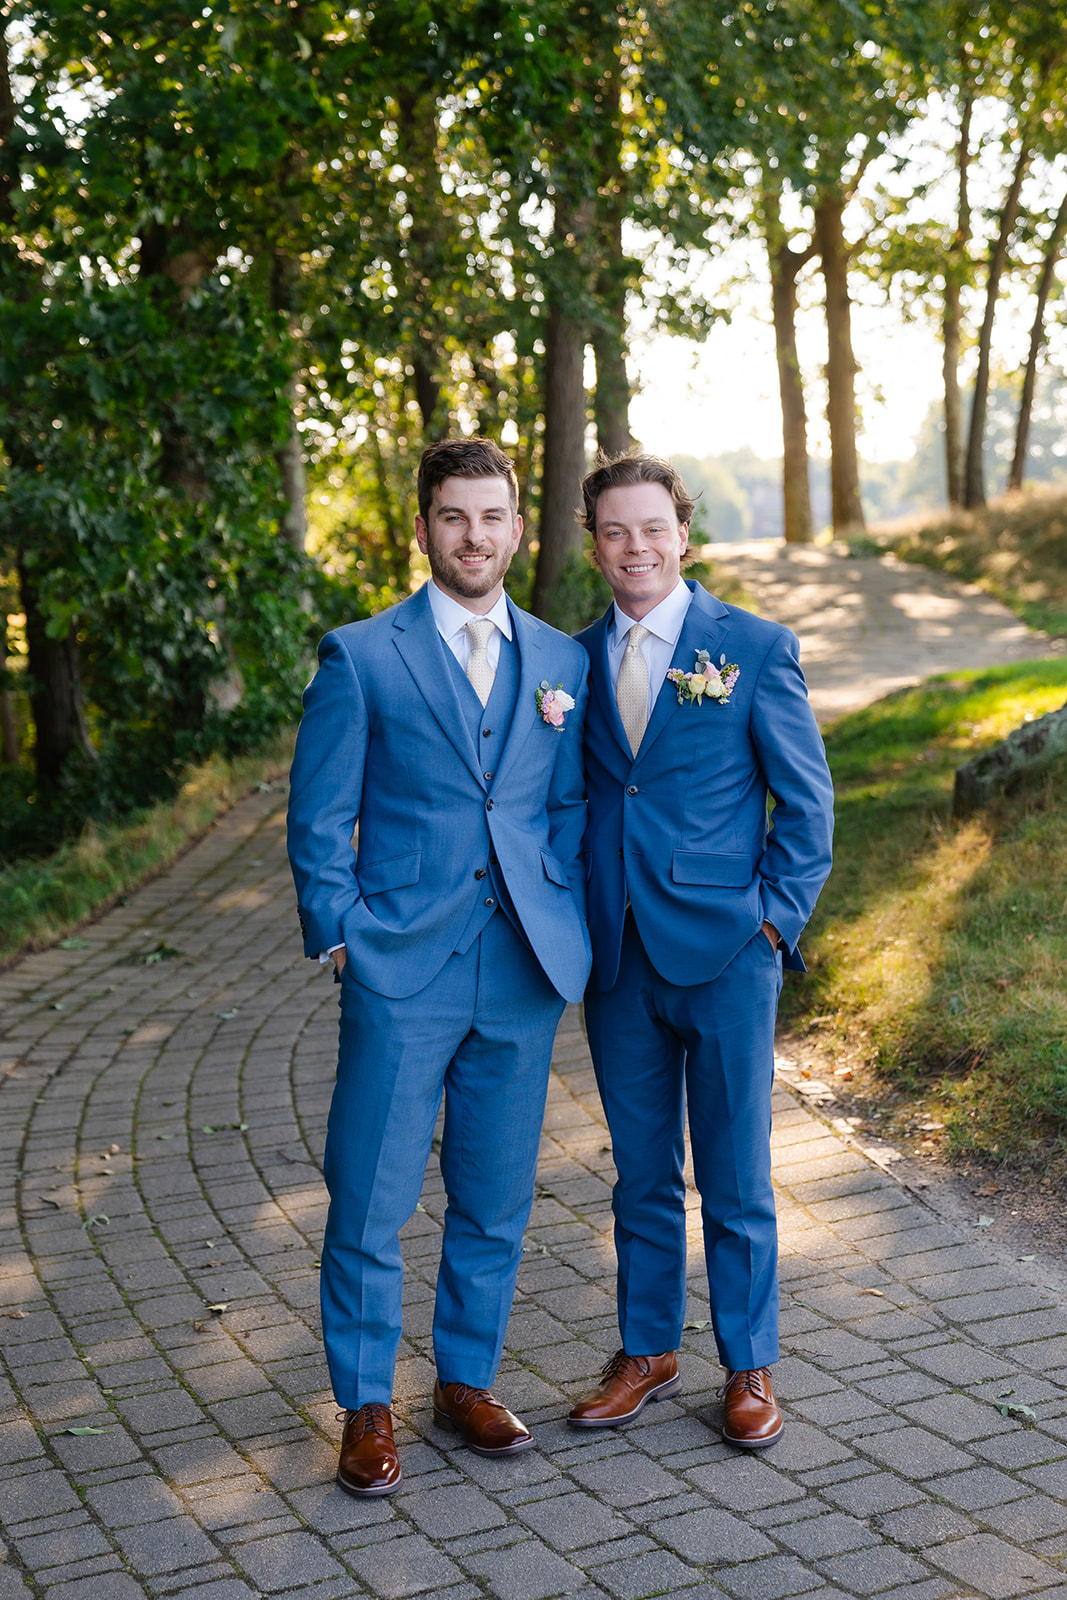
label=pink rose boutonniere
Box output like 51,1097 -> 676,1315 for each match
536,680 -> 576,729
667,649 -> 740,706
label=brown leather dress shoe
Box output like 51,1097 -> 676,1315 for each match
432,1381 -> 534,1456
336,1403 -> 402,1497
567,1350 -> 680,1428
720,1368 -> 784,1449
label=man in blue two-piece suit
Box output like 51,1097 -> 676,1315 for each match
567,453 -> 833,1449
287,438 -> 591,1496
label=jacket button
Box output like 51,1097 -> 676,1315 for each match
486,799 -> 494,811
483,771 -> 493,781
484,897 -> 495,908
475,868 -> 487,880
626,784 -> 638,796
483,728 -> 492,737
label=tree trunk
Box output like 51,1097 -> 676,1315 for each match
394,83 -> 448,439
1009,184 -> 1067,492
592,203 -> 632,456
16,557 -> 96,787
0,688 -> 16,765
943,87 -> 972,508
531,296 -> 588,619
271,249 -> 308,554
964,138 -> 1030,509
814,192 -> 865,537
764,184 -> 815,544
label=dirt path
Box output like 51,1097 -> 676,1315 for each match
703,539 -> 1062,723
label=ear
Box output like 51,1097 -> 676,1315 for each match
415,514 -> 429,555
679,522 -> 690,554
510,513 -> 524,553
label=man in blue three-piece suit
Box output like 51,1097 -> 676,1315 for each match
567,453 -> 833,1449
287,438 -> 591,1496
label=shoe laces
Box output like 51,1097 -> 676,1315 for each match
339,1402 -> 393,1439
719,1368 -> 770,1401
600,1350 -> 652,1383
445,1383 -> 501,1413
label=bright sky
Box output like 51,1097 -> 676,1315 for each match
629,295 -> 947,465
625,94 -> 1067,468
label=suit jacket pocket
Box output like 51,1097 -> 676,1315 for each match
540,848 -> 570,888
356,849 -> 422,897
671,850 -> 753,888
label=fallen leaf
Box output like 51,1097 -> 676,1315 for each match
415,1202 -> 428,1213
859,1288 -> 886,1298
58,937 -> 91,950
218,1009 -> 239,1019
976,1216 -> 995,1227
683,1319 -> 711,1331
972,1184 -> 1001,1197
1018,1254 -> 1036,1262
207,1302 -> 229,1314
192,1320 -> 208,1333
993,977 -> 1010,990
59,1426 -> 110,1436
83,1215 -> 110,1229
1,1310 -> 28,1320
996,1400 -> 1037,1425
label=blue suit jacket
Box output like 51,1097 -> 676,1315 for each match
577,581 -> 834,992
287,584 -> 592,1002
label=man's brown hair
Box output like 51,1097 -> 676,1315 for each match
578,450 -> 698,535
417,437 -> 519,522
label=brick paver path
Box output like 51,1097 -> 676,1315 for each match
3,788 -> 1067,1598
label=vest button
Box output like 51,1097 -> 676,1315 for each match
486,799 -> 494,811
484,897 -> 495,908
626,784 -> 638,796
475,868 -> 487,880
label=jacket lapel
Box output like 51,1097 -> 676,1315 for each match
634,583 -> 733,766
391,587 -> 482,781
491,599 -> 550,789
586,606 -> 634,767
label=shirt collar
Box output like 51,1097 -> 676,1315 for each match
427,580 -> 513,642
610,578 -> 691,648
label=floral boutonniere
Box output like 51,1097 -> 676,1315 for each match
667,649 -> 740,706
536,681 -> 576,729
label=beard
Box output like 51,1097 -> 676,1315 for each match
424,529 -> 514,599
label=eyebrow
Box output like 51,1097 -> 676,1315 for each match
436,504 -> 510,516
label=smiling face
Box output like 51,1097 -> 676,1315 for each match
415,475 -> 523,612
591,481 -> 689,620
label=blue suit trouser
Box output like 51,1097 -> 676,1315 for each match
321,912 -> 564,1409
584,915 -> 783,1372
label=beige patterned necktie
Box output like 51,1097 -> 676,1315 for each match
616,623 -> 651,755
465,618 -> 496,708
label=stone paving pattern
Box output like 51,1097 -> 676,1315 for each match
3,786 -> 1067,1599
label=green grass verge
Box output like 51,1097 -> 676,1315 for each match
870,489 -> 1067,640
0,732 -> 295,967
781,660 -> 1067,1168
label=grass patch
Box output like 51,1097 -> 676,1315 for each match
871,488 -> 1067,640
0,732 -> 295,967
781,659 -> 1067,1168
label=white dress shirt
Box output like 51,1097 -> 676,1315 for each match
606,579 -> 693,718
425,579 -> 513,669
320,581 -> 513,962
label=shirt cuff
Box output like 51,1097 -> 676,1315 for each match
317,945 -> 344,964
